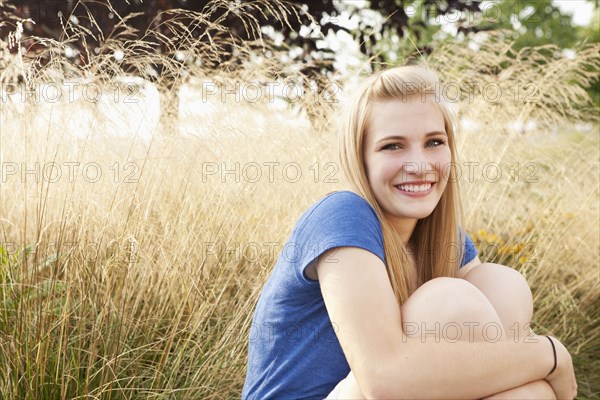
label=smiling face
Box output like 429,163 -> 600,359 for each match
363,96 -> 452,236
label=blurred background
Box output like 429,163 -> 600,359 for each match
0,1 -> 598,399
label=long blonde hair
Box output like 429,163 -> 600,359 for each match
338,65 -> 465,306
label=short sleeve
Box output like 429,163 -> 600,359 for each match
291,191 -> 386,285
461,233 -> 478,267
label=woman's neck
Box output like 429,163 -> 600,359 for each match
386,215 -> 418,243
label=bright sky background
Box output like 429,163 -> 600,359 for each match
318,0 -> 598,76
554,0 -> 597,26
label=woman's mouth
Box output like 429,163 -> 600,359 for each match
395,182 -> 435,196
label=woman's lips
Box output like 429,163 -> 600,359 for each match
394,182 -> 435,197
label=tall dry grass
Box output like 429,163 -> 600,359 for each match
1,3 -> 599,399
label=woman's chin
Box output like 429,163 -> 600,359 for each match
385,210 -> 435,221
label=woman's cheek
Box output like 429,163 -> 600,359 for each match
433,150 -> 452,180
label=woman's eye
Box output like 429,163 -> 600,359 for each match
382,143 -> 401,151
426,138 -> 446,147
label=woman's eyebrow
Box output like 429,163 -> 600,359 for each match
375,131 -> 447,144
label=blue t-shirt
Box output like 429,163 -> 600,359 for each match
241,190 -> 477,400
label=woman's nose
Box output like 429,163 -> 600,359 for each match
401,148 -> 433,176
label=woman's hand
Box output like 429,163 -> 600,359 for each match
545,336 -> 577,400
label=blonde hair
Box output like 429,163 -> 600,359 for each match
338,65 -> 465,306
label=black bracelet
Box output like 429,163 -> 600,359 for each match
545,335 -> 557,376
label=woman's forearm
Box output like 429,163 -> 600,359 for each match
372,336 -> 554,400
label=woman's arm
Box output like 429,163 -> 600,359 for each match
317,247 -> 577,399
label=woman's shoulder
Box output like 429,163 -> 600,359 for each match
295,190 -> 381,233
289,190 -> 385,271
308,190 -> 376,215
319,189 -> 372,206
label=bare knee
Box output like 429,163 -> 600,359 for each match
402,277 -> 503,341
464,263 -> 533,330
404,277 -> 496,321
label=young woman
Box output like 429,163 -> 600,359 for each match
241,65 -> 577,400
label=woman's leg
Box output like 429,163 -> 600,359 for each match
484,379 -> 556,400
463,263 -> 534,343
463,263 -> 555,399
330,273 -> 553,399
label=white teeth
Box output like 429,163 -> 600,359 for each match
397,183 -> 432,192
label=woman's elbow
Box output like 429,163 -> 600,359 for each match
348,359 -> 399,399
362,360 -> 416,400
365,377 -> 418,400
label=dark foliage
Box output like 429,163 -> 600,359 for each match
1,0 -> 484,77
